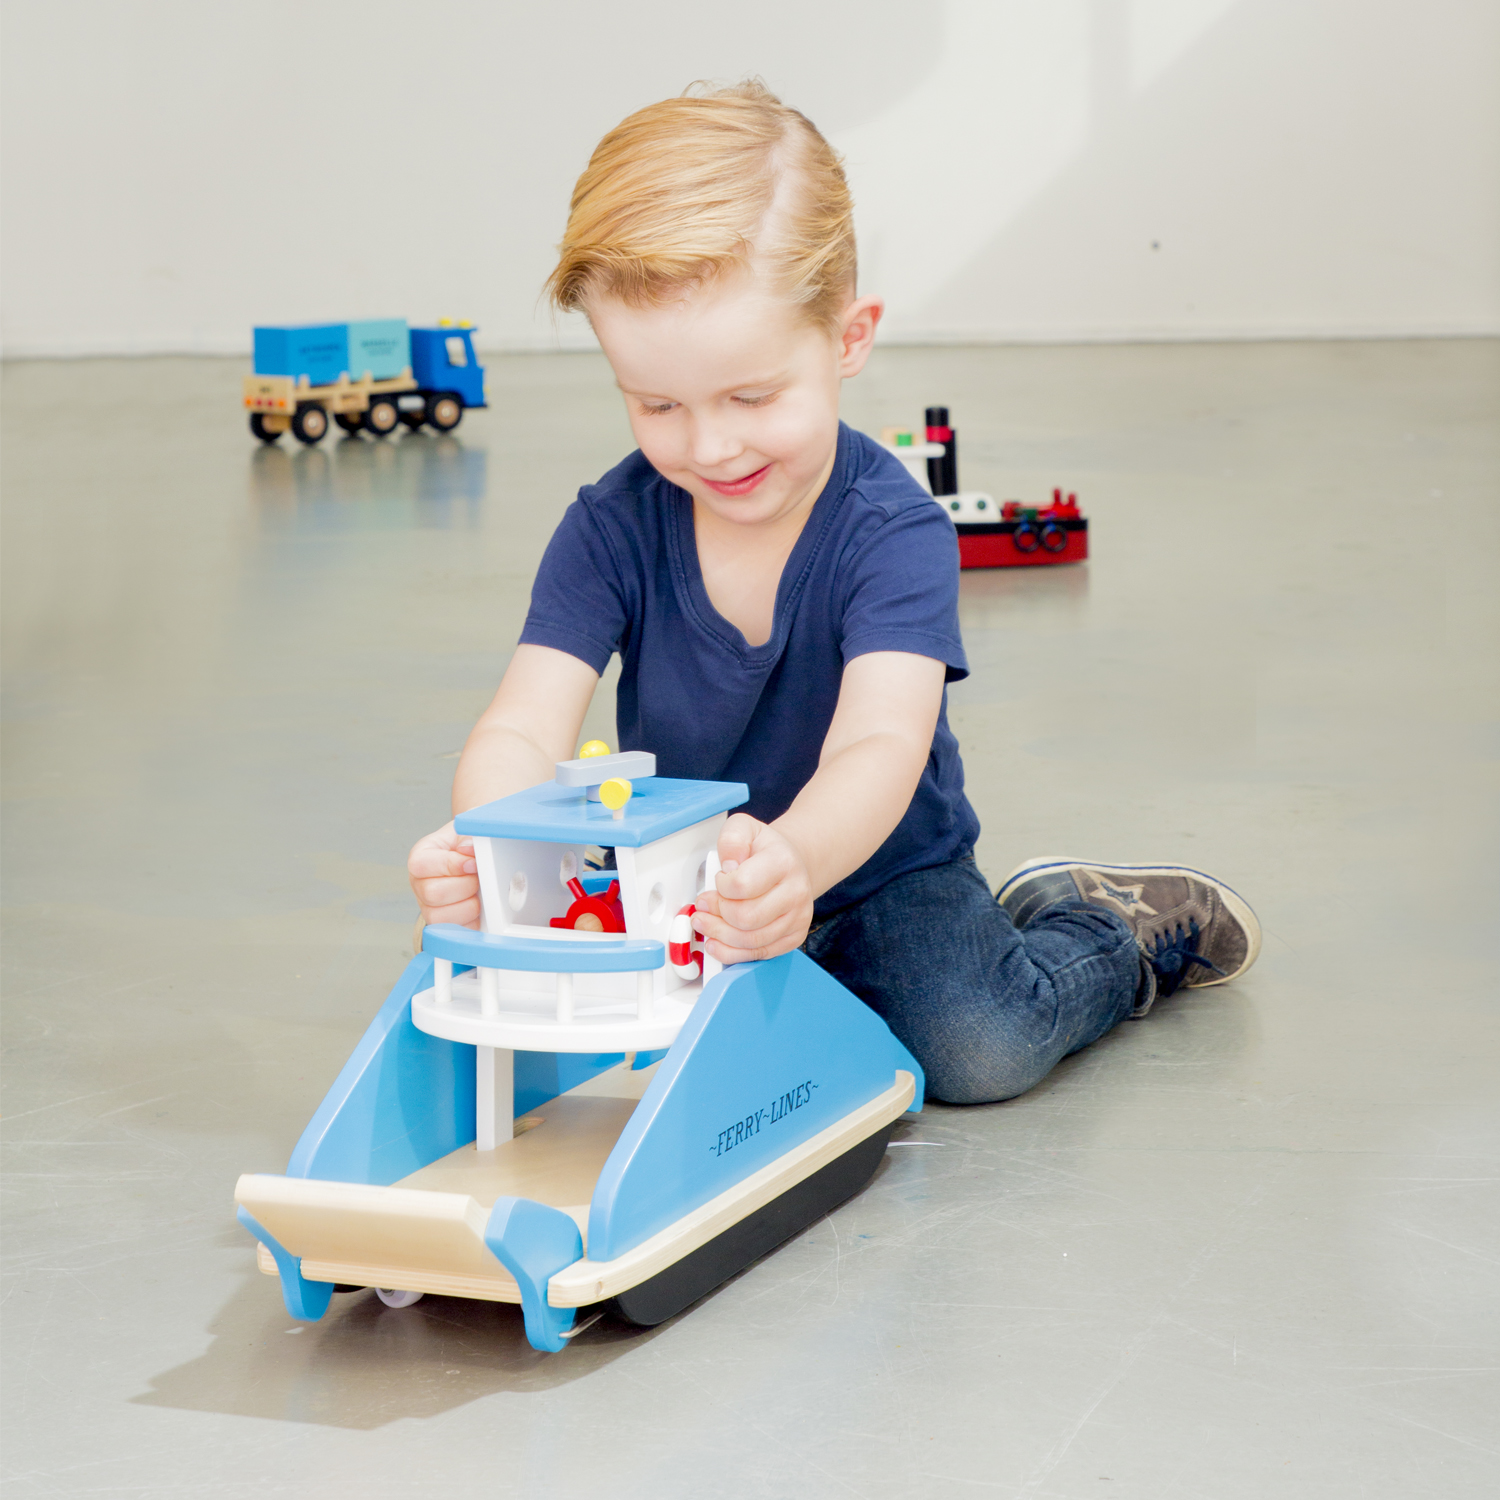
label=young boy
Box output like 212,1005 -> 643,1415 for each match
408,81 -> 1260,1105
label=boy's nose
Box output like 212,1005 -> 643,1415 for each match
688,419 -> 743,472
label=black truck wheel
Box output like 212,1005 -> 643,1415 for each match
425,392 -> 464,432
1012,524 -> 1040,554
1040,523 -> 1068,553
364,398 -> 399,437
291,404 -> 329,445
249,413 -> 283,443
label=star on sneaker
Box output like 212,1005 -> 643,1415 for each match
1081,874 -> 1158,917
995,857 -> 1261,997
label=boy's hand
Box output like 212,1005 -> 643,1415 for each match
408,822 -> 480,931
692,813 -> 813,963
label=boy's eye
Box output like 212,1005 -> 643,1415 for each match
640,401 -> 677,416
733,393 -> 776,407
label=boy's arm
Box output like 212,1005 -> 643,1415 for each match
693,650 -> 947,963
408,644 -> 599,929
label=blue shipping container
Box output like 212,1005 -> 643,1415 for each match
346,319 -> 410,380
254,324 -> 349,387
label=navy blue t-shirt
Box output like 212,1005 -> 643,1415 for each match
520,422 -> 979,915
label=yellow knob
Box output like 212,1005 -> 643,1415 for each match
578,740 -> 611,759
599,778 -> 632,818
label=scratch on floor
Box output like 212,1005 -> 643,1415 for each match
1394,1222 -> 1500,1267
1384,1410 -> 1500,1458
95,1092 -> 182,1119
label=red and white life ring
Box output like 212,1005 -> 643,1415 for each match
668,902 -> 703,979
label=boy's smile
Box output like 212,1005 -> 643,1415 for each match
703,462 -> 772,497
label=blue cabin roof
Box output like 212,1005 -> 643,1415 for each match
454,777 -> 748,847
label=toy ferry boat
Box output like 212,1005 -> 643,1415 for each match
234,751 -> 922,1351
880,405 -> 1089,569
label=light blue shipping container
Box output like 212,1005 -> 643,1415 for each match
346,319 -> 410,380
253,324 -> 349,386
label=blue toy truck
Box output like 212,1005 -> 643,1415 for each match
244,319 -> 487,445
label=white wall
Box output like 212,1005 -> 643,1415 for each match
2,0 -> 1496,357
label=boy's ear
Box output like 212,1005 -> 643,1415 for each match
838,294 -> 884,377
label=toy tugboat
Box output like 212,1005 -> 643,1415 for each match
234,749 -> 922,1351
880,405 -> 1089,569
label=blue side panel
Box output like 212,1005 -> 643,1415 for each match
253,323 -> 348,386
483,1198 -> 581,1352
283,954 -> 625,1182
587,950 -> 924,1262
447,357 -> 489,411
286,955 -> 475,1185
346,318 -> 409,379
238,1206 -> 333,1322
448,341 -> 486,410
514,1051 -> 627,1117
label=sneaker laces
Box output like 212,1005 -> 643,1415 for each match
1145,920 -> 1225,996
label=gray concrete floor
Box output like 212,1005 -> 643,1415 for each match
3,340 -> 1497,1498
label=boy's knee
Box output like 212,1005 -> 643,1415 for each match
918,1044 -> 1054,1106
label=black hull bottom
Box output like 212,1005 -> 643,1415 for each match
611,1124 -> 896,1327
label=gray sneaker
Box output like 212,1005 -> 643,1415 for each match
996,858 -> 1261,999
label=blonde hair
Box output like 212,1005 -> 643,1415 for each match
547,80 -> 857,334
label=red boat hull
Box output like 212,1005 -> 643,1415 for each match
957,519 -> 1089,569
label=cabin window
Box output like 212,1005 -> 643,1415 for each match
445,336 -> 468,367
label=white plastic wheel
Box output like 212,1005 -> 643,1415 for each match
375,1287 -> 424,1308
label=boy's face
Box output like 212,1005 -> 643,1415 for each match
588,273 -> 879,530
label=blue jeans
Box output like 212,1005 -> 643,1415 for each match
803,854 -> 1144,1105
